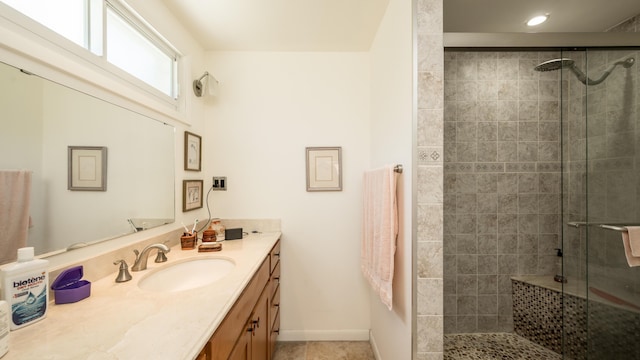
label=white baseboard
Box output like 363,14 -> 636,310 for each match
277,329 -> 370,342
369,330 -> 382,360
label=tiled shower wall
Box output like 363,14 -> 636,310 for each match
415,0 -> 444,358
442,51 -> 563,333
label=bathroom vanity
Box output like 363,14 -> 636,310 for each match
3,232 -> 281,360
200,239 -> 281,360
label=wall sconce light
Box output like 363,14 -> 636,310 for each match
193,71 -> 219,97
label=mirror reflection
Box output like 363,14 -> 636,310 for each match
0,61 -> 175,265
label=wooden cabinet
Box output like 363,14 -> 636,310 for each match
203,239 -> 281,360
250,286 -> 270,360
267,242 -> 281,360
196,341 -> 212,360
228,323 -> 251,360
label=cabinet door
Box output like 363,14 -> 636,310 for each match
251,288 -> 270,360
196,340 -> 211,360
229,323 -> 252,360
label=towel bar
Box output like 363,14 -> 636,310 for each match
394,164 -> 403,173
567,222 -> 640,232
600,224 -> 630,232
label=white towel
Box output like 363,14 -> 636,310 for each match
361,165 -> 398,310
625,226 -> 640,256
0,170 -> 32,264
621,227 -> 640,267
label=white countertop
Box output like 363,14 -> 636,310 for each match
4,232 -> 281,360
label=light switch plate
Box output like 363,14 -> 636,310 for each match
212,176 -> 227,190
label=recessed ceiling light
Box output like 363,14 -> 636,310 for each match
526,14 -> 549,27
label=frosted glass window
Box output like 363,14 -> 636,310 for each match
1,0 -> 179,101
106,7 -> 175,97
2,0 -> 87,47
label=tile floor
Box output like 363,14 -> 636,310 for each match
273,333 -> 559,360
444,333 -> 562,360
273,341 -> 376,360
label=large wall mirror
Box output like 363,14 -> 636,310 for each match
0,60 -> 175,265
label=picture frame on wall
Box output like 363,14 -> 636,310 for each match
184,131 -> 202,171
305,146 -> 342,191
68,146 -> 108,191
182,179 -> 203,212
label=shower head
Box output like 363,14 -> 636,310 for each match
621,57 -> 635,68
534,57 -> 635,85
534,58 -> 575,72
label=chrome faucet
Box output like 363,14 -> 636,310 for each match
131,243 -> 171,271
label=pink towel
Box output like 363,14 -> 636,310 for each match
361,165 -> 398,310
622,227 -> 640,267
0,170 -> 32,264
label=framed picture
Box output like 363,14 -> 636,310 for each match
184,131 -> 202,171
182,180 -> 203,212
306,147 -> 342,191
68,146 -> 107,191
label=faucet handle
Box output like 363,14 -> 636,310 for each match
155,249 -> 168,263
113,260 -> 133,283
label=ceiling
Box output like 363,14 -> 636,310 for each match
444,0 -> 640,33
161,0 -> 640,51
162,0 -> 390,51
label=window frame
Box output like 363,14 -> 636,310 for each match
0,0 -> 181,108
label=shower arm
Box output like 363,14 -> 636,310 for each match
569,59 -> 634,86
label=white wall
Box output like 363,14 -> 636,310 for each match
368,0 -> 414,358
205,52 -> 373,340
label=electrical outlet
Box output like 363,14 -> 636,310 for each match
212,176 -> 227,190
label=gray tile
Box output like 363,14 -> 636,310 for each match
518,122 -> 538,141
477,274 -> 498,294
476,173 -> 497,193
477,235 -> 497,254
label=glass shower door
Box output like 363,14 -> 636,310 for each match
561,48 -> 589,360
562,47 -> 640,359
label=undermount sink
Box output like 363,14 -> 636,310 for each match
138,257 -> 236,292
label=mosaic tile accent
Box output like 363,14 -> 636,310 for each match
511,279 -> 640,359
419,147 -> 443,164
444,333 -> 561,359
474,163 -> 504,173
444,163 -> 474,173
511,280 -> 564,354
591,157 -> 635,172
536,162 -> 561,172
504,162 -> 536,173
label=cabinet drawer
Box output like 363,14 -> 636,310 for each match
270,260 -> 280,296
269,311 -> 280,359
269,241 -> 280,274
270,283 -> 280,330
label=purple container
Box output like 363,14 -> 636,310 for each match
51,265 -> 91,304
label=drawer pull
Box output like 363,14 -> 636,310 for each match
273,252 -> 280,257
